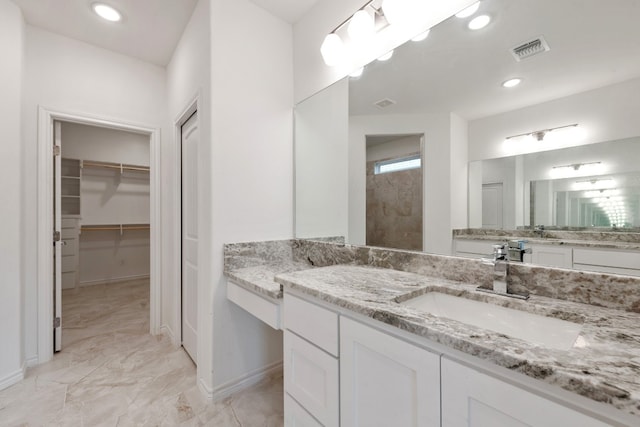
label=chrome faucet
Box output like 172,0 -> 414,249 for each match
479,243 -> 529,300
534,225 -> 545,238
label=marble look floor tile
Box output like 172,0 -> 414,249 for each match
0,279 -> 283,427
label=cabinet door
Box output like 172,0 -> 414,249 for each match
284,393 -> 323,427
530,245 -> 573,268
340,317 -> 440,427
441,358 -> 608,427
284,331 -> 339,427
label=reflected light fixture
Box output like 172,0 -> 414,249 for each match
502,78 -> 522,88
411,30 -> 430,42
505,124 -> 579,142
468,14 -> 491,30
320,33 -> 345,66
92,3 -> 122,22
455,1 -> 480,18
377,50 -> 394,61
550,161 -> 601,179
573,178 -> 615,191
349,67 -> 364,78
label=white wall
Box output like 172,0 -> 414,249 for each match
293,0 -> 476,103
62,122 -> 150,286
22,26 -> 168,364
209,0 -> 293,393
366,135 -> 421,162
468,77 -> 640,161
349,113 -> 465,254
0,0 -> 24,390
166,0 -> 213,393
295,78 -> 349,238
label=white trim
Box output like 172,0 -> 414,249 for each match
159,324 -> 176,343
0,362 -> 26,391
207,361 -> 283,401
37,106 -> 161,364
78,274 -> 151,286
173,94 -> 200,349
25,356 -> 39,368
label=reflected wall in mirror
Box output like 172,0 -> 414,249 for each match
294,0 -> 640,259
366,134 -> 423,251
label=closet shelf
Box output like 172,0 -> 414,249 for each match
80,223 -> 150,235
81,160 -> 150,174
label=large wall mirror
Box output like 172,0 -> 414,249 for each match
294,0 -> 640,259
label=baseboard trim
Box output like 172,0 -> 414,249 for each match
26,355 -> 39,368
159,324 -> 177,345
0,362 -> 26,391
79,274 -> 150,287
208,360 -> 283,402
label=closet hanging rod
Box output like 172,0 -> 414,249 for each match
80,224 -> 150,232
81,160 -> 150,173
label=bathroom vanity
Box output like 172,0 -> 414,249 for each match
224,239 -> 640,427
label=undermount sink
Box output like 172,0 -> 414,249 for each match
400,292 -> 583,351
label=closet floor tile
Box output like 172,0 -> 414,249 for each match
0,279 -> 284,426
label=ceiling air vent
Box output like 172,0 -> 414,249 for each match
374,98 -> 396,108
510,36 -> 550,62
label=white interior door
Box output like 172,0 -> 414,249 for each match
53,120 -> 62,352
181,111 -> 199,362
482,183 -> 503,229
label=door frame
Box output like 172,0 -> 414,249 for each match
172,96 -> 199,350
36,106 -> 161,363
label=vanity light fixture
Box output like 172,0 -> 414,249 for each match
92,3 -> 122,22
502,78 -> 522,88
585,189 -> 620,198
550,160 -> 601,179
505,123 -> 579,142
468,14 -> 491,30
349,67 -> 365,78
455,1 -> 480,18
321,1 -> 386,66
411,30 -> 430,42
573,178 -> 615,191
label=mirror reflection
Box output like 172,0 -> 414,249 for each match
294,0 -> 640,261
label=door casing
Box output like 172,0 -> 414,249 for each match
36,106 -> 161,364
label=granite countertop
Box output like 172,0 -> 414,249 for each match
453,229 -> 640,251
274,264 -> 640,419
226,261 -> 311,299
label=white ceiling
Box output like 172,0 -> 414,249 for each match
11,0 -> 318,66
12,0 -> 199,66
349,0 -> 640,120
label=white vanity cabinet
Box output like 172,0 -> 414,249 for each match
527,244 -> 573,269
340,317 -> 441,427
453,239 -> 494,259
441,358 -> 609,427
573,247 -> 640,277
283,294 -> 339,427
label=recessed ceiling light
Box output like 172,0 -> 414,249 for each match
468,14 -> 491,30
92,3 -> 122,22
411,30 -> 430,42
455,2 -> 480,18
502,78 -> 522,88
377,50 -> 394,61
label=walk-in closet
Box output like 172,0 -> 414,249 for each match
56,121 -> 151,350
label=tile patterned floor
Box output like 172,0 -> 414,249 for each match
0,279 -> 284,426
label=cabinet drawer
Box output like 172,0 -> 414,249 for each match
61,218 -> 78,229
284,331 -> 339,427
284,393 -> 323,427
61,239 -> 77,256
530,245 -> 573,268
573,248 -> 640,271
61,255 -> 77,273
284,294 -> 338,356
62,271 -> 76,289
61,227 -> 78,239
227,280 -> 281,329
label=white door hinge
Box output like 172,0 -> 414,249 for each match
53,145 -> 61,156
53,317 -> 61,328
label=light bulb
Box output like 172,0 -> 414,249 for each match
455,2 -> 480,18
411,30 -> 430,42
348,10 -> 374,42
93,3 -> 122,22
468,15 -> 491,30
320,33 -> 345,67
378,50 -> 394,61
